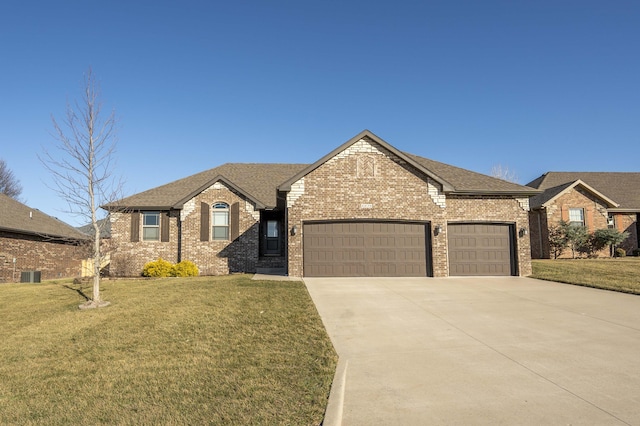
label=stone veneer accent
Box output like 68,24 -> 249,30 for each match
287,137 -> 532,277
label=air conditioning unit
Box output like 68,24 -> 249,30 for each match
20,271 -> 41,283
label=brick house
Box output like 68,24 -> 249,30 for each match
527,172 -> 640,258
0,193 -> 89,282
105,130 -> 539,277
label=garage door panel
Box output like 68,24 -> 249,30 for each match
304,222 -> 429,277
448,224 -> 514,276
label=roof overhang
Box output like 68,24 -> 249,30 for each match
450,189 -> 541,197
0,226 -> 89,241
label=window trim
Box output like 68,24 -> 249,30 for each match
212,202 -> 230,241
568,208 -> 585,227
142,211 -> 161,241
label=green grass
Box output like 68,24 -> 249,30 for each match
0,275 -> 337,425
532,258 -> 640,294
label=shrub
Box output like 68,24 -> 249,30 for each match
615,248 -> 627,257
142,258 -> 174,277
632,249 -> 640,257
172,260 -> 199,277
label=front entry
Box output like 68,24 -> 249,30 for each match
260,211 -> 283,257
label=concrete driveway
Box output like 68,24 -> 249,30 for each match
304,277 -> 640,425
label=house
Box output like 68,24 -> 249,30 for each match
527,172 -> 640,258
0,193 -> 89,282
104,130 -> 539,278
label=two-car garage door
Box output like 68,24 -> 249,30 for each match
303,221 -> 516,277
303,222 -> 429,277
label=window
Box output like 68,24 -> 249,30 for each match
267,220 -> 279,238
142,211 -> 160,241
569,208 -> 585,227
212,203 -> 229,240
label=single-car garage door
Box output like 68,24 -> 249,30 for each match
447,223 -> 515,276
303,221 -> 430,277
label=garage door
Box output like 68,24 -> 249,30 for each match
447,223 -> 515,276
303,222 -> 429,277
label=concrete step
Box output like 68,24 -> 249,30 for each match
255,267 -> 286,275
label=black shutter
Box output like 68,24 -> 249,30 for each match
231,202 -> 240,241
130,212 -> 140,242
161,211 -> 170,242
200,202 -> 210,241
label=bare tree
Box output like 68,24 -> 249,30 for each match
0,158 -> 23,199
40,68 -> 122,309
490,164 -> 519,183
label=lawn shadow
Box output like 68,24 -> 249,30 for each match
63,284 -> 91,302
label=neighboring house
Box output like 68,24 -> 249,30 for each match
104,130 -> 539,278
77,217 -> 112,277
0,193 -> 89,282
77,217 -> 112,238
527,172 -> 640,258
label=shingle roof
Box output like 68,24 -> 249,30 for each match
278,130 -> 538,196
405,153 -> 538,195
105,163 -> 308,210
108,131 -> 539,211
0,193 -> 89,240
77,218 -> 111,238
527,172 -> 640,211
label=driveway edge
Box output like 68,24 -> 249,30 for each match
322,357 -> 348,426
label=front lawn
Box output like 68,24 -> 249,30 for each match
0,275 -> 337,425
531,258 -> 640,294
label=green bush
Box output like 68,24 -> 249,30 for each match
632,248 -> 640,257
172,260 -> 199,277
142,258 -> 174,277
615,248 -> 627,257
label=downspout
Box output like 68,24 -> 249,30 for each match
537,209 -> 543,258
177,211 -> 182,263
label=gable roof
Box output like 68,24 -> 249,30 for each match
109,130 -> 539,211
528,179 -> 619,209
527,172 -> 640,211
0,193 -> 89,240
279,130 -> 539,196
105,163 -> 308,210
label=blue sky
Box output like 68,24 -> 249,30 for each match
1,1 -> 638,226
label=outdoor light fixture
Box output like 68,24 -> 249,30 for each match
519,227 -> 528,237
291,225 -> 298,236
434,224 -> 443,236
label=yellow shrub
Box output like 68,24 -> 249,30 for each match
172,260 -> 199,277
142,258 -> 174,277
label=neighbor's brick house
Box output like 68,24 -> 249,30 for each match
0,193 -> 89,282
527,173 -> 640,258
105,130 -> 539,278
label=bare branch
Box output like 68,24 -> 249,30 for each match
39,67 -> 123,308
490,164 -> 519,184
0,158 -> 23,199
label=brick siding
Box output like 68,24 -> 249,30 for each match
110,183 -> 262,276
529,186 -> 628,258
0,232 -> 85,282
286,137 -> 532,277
